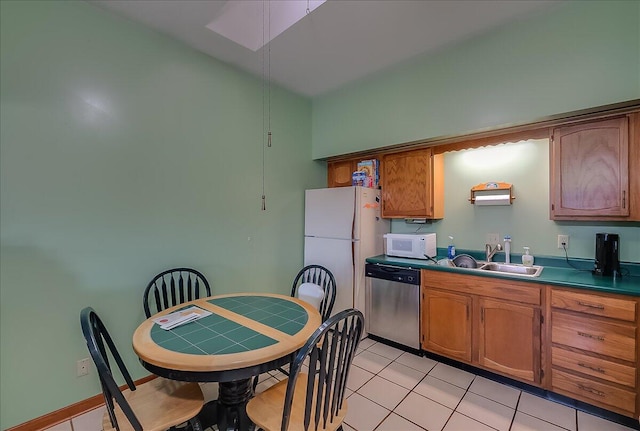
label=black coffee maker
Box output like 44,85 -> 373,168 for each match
593,233 -> 621,277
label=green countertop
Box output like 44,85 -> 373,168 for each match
366,254 -> 640,297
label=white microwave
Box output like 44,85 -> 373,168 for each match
384,233 -> 437,259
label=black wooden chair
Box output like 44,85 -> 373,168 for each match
290,265 -> 337,322
143,268 -> 211,318
80,307 -> 204,431
252,265 -> 337,393
246,309 -> 364,431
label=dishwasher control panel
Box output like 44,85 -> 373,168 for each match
365,263 -> 421,285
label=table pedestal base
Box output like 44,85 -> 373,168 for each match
199,379 -> 254,431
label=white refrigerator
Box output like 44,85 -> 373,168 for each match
304,186 -> 390,319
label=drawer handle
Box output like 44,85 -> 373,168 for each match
577,384 -> 605,397
577,362 -> 605,374
577,301 -> 605,310
577,331 -> 604,341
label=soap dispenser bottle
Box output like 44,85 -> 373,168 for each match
447,236 -> 456,259
522,247 -> 534,267
504,235 -> 511,264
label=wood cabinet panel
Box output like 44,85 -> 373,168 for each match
550,117 -> 630,218
478,298 -> 540,383
551,312 -> 636,362
552,369 -> 636,415
421,288 -> 472,362
423,271 -> 541,306
551,289 -> 636,322
381,149 -> 444,219
327,160 -> 357,188
551,346 -> 636,388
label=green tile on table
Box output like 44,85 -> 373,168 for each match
241,334 -> 278,350
261,314 -> 290,328
227,325 -> 262,342
157,337 -> 194,352
277,320 -> 305,335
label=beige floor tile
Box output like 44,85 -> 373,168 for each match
376,412 -> 426,431
358,338 -> 377,350
255,376 -> 278,394
428,363 -> 475,389
413,375 -> 466,410
199,382 -> 219,403
71,406 -> 105,431
343,423 -> 356,431
577,410 -> 637,431
395,352 -> 438,374
43,421 -> 72,431
442,412 -> 496,431
395,392 -> 453,431
352,350 -> 393,374
357,375 -> 410,410
378,361 -> 426,390
517,392 -> 576,431
343,392 -> 390,431
511,411 -> 570,431
468,376 -> 520,409
347,364 -> 375,391
367,342 -> 405,360
456,392 -> 515,431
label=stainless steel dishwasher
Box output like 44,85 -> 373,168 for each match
365,263 -> 420,349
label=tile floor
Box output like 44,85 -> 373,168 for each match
47,338 -> 638,431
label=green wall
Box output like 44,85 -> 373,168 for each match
312,0 -> 640,159
0,1 -> 322,428
311,0 -> 640,262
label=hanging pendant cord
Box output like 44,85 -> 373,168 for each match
267,0 -> 272,148
261,0 -> 266,211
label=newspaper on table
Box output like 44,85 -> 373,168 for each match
152,306 -> 212,330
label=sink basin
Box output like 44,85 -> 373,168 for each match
478,262 -> 544,277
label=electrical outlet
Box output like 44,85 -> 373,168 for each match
77,358 -> 90,377
558,234 -> 569,249
486,233 -> 499,245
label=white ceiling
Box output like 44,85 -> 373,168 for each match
90,0 -> 558,97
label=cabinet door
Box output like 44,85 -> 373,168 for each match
478,298 -> 541,383
551,117 -> 629,218
382,149 -> 437,218
422,288 -> 471,362
327,160 -> 357,188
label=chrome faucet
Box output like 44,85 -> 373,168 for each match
485,243 -> 503,262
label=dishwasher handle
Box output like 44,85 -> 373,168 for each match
365,263 -> 420,285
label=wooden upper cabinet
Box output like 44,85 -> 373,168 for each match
381,148 -> 444,219
550,116 -> 631,219
327,159 -> 357,188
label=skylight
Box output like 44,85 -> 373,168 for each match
206,0 -> 325,51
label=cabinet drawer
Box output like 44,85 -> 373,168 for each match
552,369 -> 636,414
551,346 -> 636,388
423,271 -> 541,306
552,312 -> 636,362
551,289 -> 637,322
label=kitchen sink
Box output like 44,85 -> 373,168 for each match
477,262 -> 543,277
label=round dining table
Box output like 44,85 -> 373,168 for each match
132,292 -> 322,431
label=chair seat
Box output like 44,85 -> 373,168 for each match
246,373 -> 347,431
102,377 -> 203,431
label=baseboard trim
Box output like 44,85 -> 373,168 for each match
6,375 -> 157,431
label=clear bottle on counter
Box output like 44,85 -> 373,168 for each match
504,235 -> 511,263
522,246 -> 534,267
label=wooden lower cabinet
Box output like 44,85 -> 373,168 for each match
420,271 -> 640,419
422,289 -> 471,362
420,271 -> 542,385
550,287 -> 639,418
478,298 -> 541,383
